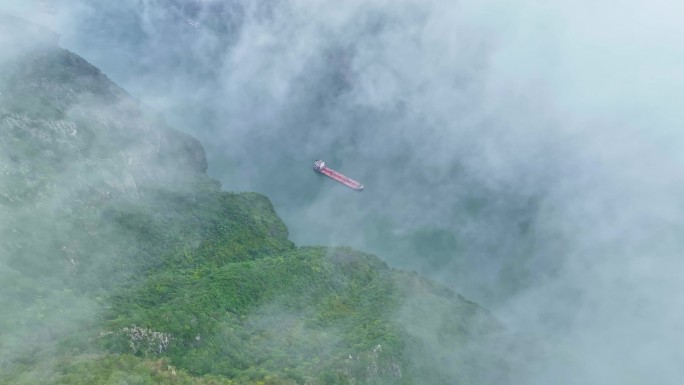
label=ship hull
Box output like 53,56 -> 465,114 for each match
318,166 -> 364,191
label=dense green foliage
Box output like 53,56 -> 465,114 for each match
0,15 -> 508,385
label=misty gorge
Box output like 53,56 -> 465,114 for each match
1,1 -> 683,384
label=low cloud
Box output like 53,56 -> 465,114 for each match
3,0 -> 684,383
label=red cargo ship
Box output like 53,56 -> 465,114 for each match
313,160 -> 364,191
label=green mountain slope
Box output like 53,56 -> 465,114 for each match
0,15 -> 508,385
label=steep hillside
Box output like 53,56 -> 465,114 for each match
0,15 -> 508,385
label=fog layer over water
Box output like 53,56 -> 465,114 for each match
4,0 -> 684,383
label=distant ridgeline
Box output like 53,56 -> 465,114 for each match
0,15 -> 510,385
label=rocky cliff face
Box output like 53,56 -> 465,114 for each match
0,13 -> 225,287
1,13 -> 208,202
